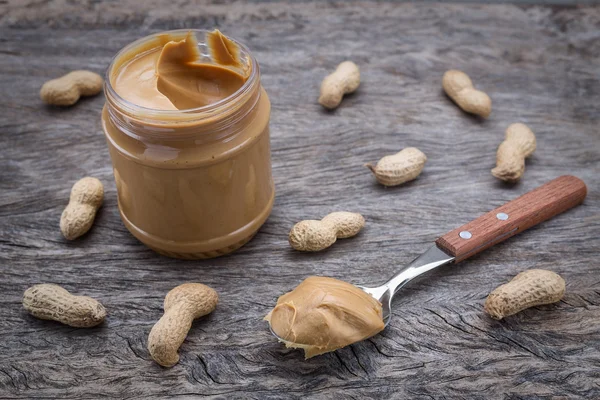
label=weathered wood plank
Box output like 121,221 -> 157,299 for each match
0,1 -> 599,398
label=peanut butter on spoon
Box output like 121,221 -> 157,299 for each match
265,276 -> 385,358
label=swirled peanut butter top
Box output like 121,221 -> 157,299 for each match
265,276 -> 385,358
113,30 -> 248,110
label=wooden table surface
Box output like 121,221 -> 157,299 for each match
1,1 -> 599,398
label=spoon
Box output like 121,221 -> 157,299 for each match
272,175 -> 587,338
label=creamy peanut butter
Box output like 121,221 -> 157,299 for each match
114,30 -> 248,110
265,276 -> 385,358
103,29 -> 274,258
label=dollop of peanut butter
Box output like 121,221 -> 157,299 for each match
114,30 -> 248,110
265,276 -> 385,358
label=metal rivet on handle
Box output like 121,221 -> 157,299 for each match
496,212 -> 509,221
459,231 -> 472,239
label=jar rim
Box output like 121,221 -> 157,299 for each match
104,29 -> 260,122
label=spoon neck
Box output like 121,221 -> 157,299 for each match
375,245 -> 455,300
382,271 -> 415,296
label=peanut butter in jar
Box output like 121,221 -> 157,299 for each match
102,29 -> 274,259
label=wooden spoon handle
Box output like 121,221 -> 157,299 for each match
435,175 -> 587,263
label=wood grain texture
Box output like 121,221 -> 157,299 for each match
1,1 -> 600,399
436,175 -> 588,262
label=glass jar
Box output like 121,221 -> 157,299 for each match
102,30 -> 274,259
